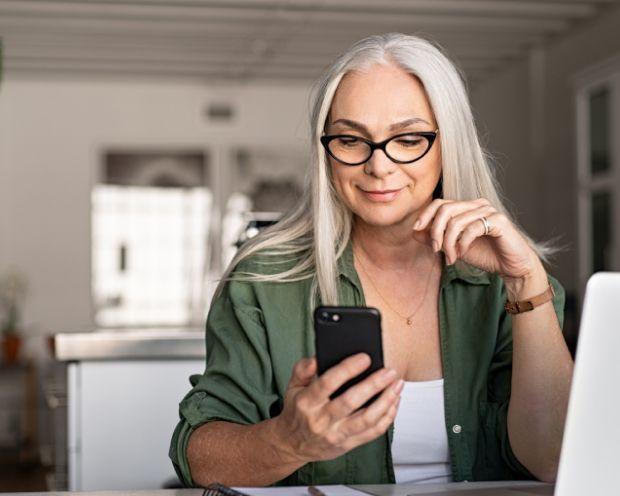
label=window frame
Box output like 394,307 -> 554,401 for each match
575,55 -> 620,304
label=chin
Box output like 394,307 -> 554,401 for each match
355,207 -> 413,228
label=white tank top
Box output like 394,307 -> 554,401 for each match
391,379 -> 453,484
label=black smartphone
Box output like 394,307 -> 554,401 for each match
314,306 -> 385,405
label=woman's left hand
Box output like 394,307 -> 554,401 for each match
411,198 -> 543,281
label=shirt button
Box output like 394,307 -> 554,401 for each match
452,424 -> 462,434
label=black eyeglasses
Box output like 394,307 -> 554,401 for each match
320,129 -> 439,166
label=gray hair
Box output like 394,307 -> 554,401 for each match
217,32 -> 553,305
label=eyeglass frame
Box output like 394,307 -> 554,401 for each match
320,129 -> 439,166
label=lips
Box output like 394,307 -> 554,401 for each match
358,186 -> 405,202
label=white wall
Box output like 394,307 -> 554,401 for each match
0,88 -> 7,271
471,4 -> 620,297
471,59 -> 533,233
0,77 -> 311,335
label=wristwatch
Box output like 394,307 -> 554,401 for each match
504,282 -> 555,314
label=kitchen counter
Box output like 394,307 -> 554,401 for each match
54,327 -> 205,361
54,328 -> 206,490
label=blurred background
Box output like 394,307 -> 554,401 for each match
0,0 -> 618,492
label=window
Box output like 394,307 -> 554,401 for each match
91,151 -> 211,327
576,58 -> 620,301
589,87 -> 611,175
91,145 -> 308,328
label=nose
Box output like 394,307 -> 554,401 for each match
363,148 -> 397,178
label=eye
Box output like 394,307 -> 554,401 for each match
394,135 -> 425,147
396,139 -> 422,147
336,136 -> 363,147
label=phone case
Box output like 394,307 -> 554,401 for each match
314,306 -> 384,402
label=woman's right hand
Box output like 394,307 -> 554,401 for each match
272,353 -> 403,464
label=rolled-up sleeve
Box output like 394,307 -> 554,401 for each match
481,274 -> 565,479
169,277 -> 279,487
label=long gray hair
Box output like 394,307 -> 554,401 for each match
217,32 -> 552,305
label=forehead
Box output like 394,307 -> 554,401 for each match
329,62 -> 435,125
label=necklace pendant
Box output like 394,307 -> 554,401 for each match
406,317 -> 413,326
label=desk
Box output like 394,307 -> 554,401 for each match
0,481 -> 552,496
351,480 -> 551,495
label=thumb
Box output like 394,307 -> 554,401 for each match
288,357 -> 317,389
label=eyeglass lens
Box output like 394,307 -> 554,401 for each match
327,134 -> 431,164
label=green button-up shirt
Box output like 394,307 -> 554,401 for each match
169,242 -> 565,487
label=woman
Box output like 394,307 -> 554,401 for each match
170,33 -> 573,487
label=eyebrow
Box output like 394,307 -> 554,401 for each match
329,117 -> 431,134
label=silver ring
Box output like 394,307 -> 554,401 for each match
480,216 -> 490,236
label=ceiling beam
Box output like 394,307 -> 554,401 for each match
4,53 -> 497,78
0,2 -> 572,33
6,37 -> 525,62
2,0 -> 600,19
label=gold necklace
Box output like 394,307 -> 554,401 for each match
354,247 -> 438,327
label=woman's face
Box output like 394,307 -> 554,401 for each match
325,62 -> 442,229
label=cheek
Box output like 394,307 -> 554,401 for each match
330,162 -> 355,197
407,147 -> 442,187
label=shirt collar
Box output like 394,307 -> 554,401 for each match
338,238 -> 490,289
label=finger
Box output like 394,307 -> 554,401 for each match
457,212 -> 505,256
308,353 -> 371,400
326,367 -> 398,420
342,377 -> 403,437
425,199 -> 490,254
442,205 -> 496,264
288,357 -> 317,389
340,395 -> 401,451
412,199 -> 451,232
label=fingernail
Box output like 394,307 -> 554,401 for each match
385,368 -> 397,379
413,219 -> 421,230
432,240 -> 439,252
357,353 -> 371,366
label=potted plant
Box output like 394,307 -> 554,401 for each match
0,270 -> 28,364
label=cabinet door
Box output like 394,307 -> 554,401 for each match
68,359 -> 204,490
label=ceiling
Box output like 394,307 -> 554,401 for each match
0,0 -> 617,86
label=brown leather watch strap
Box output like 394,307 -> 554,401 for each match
504,282 -> 555,314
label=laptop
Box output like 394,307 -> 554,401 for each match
553,272 -> 619,496
352,272 -> 620,496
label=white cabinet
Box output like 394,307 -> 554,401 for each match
67,359 -> 203,490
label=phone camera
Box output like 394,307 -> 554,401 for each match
321,311 -> 329,320
332,314 -> 340,322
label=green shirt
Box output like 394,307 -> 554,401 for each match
169,242 -> 565,486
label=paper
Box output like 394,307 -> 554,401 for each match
233,485 -> 369,496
